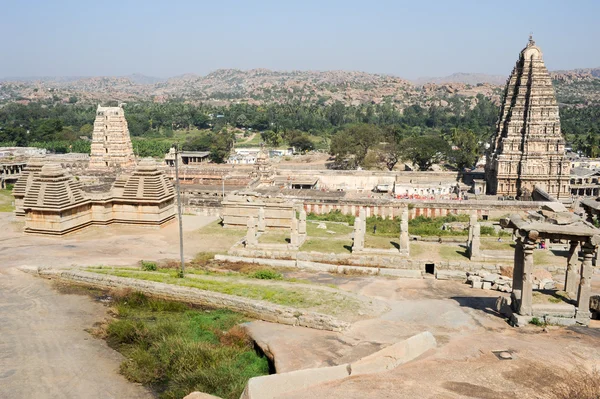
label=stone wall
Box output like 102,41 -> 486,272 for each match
26,268 -> 350,332
221,250 -> 567,278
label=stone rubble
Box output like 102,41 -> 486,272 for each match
466,269 -> 558,293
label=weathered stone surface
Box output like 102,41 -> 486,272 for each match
89,105 -> 135,169
22,160 -> 175,235
485,36 -> 570,199
351,331 -> 436,375
240,331 -> 436,399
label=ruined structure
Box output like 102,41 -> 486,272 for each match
485,36 -> 570,199
89,105 -> 136,169
500,211 -> 599,325
22,159 -> 175,235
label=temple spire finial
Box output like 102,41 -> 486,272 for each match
528,32 -> 535,46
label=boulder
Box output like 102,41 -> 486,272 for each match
482,282 -> 492,290
317,223 -> 327,229
471,281 -> 483,289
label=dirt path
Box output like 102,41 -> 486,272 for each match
0,268 -> 154,399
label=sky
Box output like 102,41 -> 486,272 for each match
1,0 -> 599,80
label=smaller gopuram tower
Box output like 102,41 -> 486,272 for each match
485,36 -> 570,199
89,105 -> 136,169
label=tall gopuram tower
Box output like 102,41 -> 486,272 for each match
485,36 -> 570,199
89,105 -> 136,169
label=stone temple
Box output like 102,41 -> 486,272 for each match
485,36 -> 570,199
89,105 -> 136,169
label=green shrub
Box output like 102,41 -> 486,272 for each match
141,260 -> 157,271
249,269 -> 282,280
366,216 -> 400,235
106,292 -> 269,399
529,317 -> 546,326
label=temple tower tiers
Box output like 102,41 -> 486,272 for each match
89,105 -> 136,169
485,36 -> 570,199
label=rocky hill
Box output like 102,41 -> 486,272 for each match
0,67 -> 598,109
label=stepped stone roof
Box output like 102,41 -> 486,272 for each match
23,164 -> 88,210
13,160 -> 44,198
113,158 -> 175,201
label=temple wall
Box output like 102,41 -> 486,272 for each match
25,204 -> 93,235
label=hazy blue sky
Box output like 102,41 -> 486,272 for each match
1,0 -> 598,79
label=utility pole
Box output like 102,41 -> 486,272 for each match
173,144 -> 185,278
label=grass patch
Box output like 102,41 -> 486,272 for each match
105,291 -> 269,399
365,234 -> 399,249
196,221 -> 246,251
192,251 -> 217,266
306,222 -> 353,238
408,242 -> 427,258
300,238 -> 352,254
258,232 -> 289,244
479,240 -> 515,251
249,269 -> 282,280
307,210 -> 355,225
0,189 -> 15,212
86,267 -> 359,313
439,245 -> 469,261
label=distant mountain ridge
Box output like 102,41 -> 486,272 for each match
414,73 -> 507,86
0,67 -> 598,108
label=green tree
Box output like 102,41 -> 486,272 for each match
330,124 -> 382,169
400,136 -> 450,171
449,128 -> 480,171
289,134 -> 314,153
261,130 -> 282,147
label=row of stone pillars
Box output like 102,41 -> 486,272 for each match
352,207 -> 409,255
512,235 -> 595,324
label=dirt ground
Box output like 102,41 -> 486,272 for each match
245,274 -> 600,399
2,210 -> 600,399
0,213 -> 223,269
0,268 -> 153,399
0,213 -> 224,399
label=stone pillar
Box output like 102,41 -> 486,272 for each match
576,242 -> 595,324
469,223 -> 481,260
511,237 -> 525,311
299,209 -> 307,236
564,240 -> 580,296
246,216 -> 258,247
290,215 -> 300,247
467,211 -> 477,247
519,238 -> 536,316
399,208 -> 409,256
257,207 -> 266,232
352,209 -> 366,252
